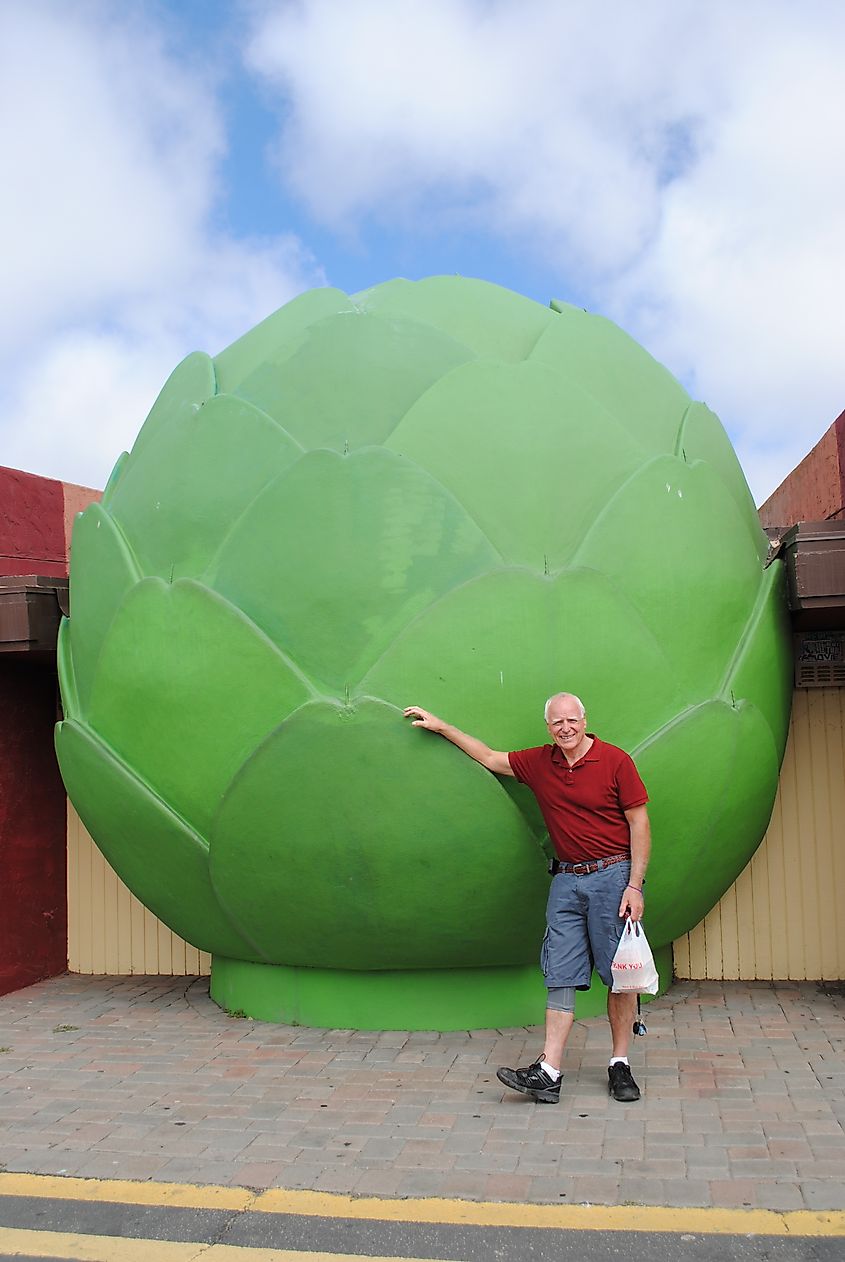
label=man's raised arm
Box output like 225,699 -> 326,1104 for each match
403,706 -> 515,776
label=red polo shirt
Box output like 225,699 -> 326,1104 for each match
508,735 -> 648,862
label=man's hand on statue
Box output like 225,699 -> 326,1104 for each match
619,884 -> 645,923
403,706 -> 443,732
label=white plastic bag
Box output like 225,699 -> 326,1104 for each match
611,916 -> 659,994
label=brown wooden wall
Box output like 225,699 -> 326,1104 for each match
67,803 -> 211,976
674,687 -> 845,980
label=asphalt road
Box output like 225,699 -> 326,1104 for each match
1,1177 -> 844,1262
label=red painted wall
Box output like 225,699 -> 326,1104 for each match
0,465 -> 67,577
1,465 -> 101,995
0,661 -> 68,995
759,410 -> 845,528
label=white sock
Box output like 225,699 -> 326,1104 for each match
540,1059 -> 561,1079
609,1056 -> 629,1067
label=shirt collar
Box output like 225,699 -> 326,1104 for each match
551,734 -> 601,768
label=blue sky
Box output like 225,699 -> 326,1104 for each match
2,0 -> 844,505
189,0 -> 567,301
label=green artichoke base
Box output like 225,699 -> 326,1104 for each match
208,949 -> 672,1031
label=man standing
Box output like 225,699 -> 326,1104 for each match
403,693 -> 650,1104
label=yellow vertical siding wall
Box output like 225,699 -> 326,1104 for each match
67,687 -> 843,981
67,804 -> 211,976
674,687 -> 845,981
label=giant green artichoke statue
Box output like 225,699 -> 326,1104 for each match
56,277 -> 792,1029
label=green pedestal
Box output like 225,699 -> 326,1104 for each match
209,943 -> 673,1031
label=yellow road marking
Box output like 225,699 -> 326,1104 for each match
253,1188 -> 844,1236
0,1174 -> 254,1214
1,1172 -> 844,1237
0,1227 -> 448,1261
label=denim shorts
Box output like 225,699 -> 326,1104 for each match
541,860 -> 631,990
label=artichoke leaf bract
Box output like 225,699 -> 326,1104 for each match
123,351 -> 215,466
66,502 -> 140,715
57,719 -> 260,959
385,359 -> 646,572
572,454 -> 764,700
634,698 -> 781,943
207,447 -> 500,691
228,311 -> 473,452
108,394 -> 304,581
209,699 -> 547,970
86,578 -> 311,837
362,567 -> 682,760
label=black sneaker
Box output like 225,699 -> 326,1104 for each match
497,1060 -> 561,1103
608,1061 -> 641,1102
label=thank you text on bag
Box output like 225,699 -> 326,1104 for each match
611,916 -> 659,994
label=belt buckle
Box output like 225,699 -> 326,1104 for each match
572,862 -> 589,875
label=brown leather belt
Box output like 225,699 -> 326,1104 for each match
549,852 -> 630,876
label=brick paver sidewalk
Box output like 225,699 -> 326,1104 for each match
1,975 -> 843,1210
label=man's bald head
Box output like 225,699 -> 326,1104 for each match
544,692 -> 586,722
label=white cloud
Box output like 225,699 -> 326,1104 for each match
245,0 -> 845,503
0,2 -> 322,488
4,1 -> 842,503
611,9 -> 845,502
1,231 -> 319,488
1,332 -> 167,491
245,0 -> 677,273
